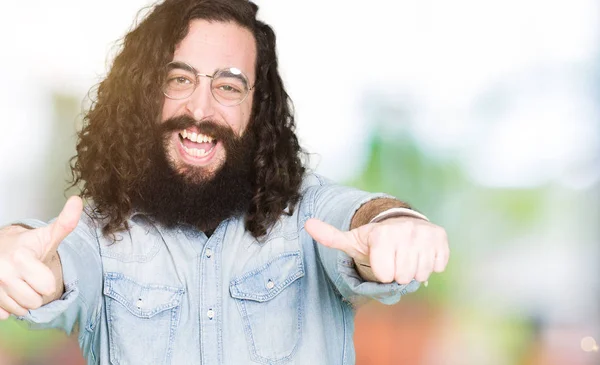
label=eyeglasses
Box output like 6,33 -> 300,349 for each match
162,61 -> 254,106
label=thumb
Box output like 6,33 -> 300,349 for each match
40,196 -> 83,256
305,218 -> 366,259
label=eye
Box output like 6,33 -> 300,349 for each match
176,77 -> 190,84
165,74 -> 195,92
170,76 -> 193,85
217,84 -> 241,93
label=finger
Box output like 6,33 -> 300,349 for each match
2,279 -> 44,310
305,219 -> 362,257
395,247 -> 418,285
14,252 -> 56,296
414,250 -> 435,282
433,250 -> 449,272
40,196 -> 83,256
433,229 -> 450,272
367,230 -> 396,283
0,290 -> 29,317
0,308 -> 9,321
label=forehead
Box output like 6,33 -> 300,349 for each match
173,19 -> 256,78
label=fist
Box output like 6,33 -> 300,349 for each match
0,196 -> 82,320
305,216 -> 449,284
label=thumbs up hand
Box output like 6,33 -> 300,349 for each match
0,196 -> 83,320
305,216 -> 449,284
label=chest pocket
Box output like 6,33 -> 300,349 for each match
230,251 -> 305,364
104,273 -> 185,365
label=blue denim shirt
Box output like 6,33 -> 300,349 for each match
16,174 -> 419,365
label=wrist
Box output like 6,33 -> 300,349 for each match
370,207 -> 429,224
350,198 -> 412,229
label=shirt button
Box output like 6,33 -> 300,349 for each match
207,309 -> 215,320
205,249 -> 213,258
266,279 -> 275,289
136,298 -> 143,309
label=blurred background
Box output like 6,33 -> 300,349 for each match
0,0 -> 598,364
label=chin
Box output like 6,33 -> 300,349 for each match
167,144 -> 226,184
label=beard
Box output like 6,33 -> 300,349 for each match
132,115 -> 255,232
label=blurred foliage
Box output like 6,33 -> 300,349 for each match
345,109 -> 561,363
0,318 -> 64,359
346,119 -> 552,305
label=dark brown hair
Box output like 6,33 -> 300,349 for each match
70,0 -> 305,238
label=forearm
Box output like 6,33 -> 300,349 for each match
350,198 -> 412,229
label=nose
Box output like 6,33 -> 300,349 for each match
185,78 -> 215,121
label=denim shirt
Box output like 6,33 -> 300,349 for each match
15,174 -> 419,365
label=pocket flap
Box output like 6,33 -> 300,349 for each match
230,251 -> 305,302
104,272 -> 184,319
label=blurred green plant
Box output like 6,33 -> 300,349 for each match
0,318 -> 65,359
345,110 -> 550,308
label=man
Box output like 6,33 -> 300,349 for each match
0,0 -> 449,364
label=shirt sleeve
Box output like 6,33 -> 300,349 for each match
304,174 -> 421,307
11,212 -> 103,336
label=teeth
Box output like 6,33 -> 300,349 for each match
180,130 -> 215,144
181,143 -> 213,158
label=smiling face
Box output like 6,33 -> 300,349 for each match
73,0 -> 306,238
161,19 -> 257,179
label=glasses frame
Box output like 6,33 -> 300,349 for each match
162,61 -> 255,107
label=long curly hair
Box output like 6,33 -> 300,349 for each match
70,0 -> 305,239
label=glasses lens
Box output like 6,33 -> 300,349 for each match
163,63 -> 197,99
211,68 -> 249,106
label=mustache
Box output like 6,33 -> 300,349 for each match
159,115 -> 237,142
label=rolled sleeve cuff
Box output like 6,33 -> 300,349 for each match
335,252 -> 420,307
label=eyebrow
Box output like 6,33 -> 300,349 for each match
167,61 -> 197,73
217,70 -> 249,87
167,62 -> 252,85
